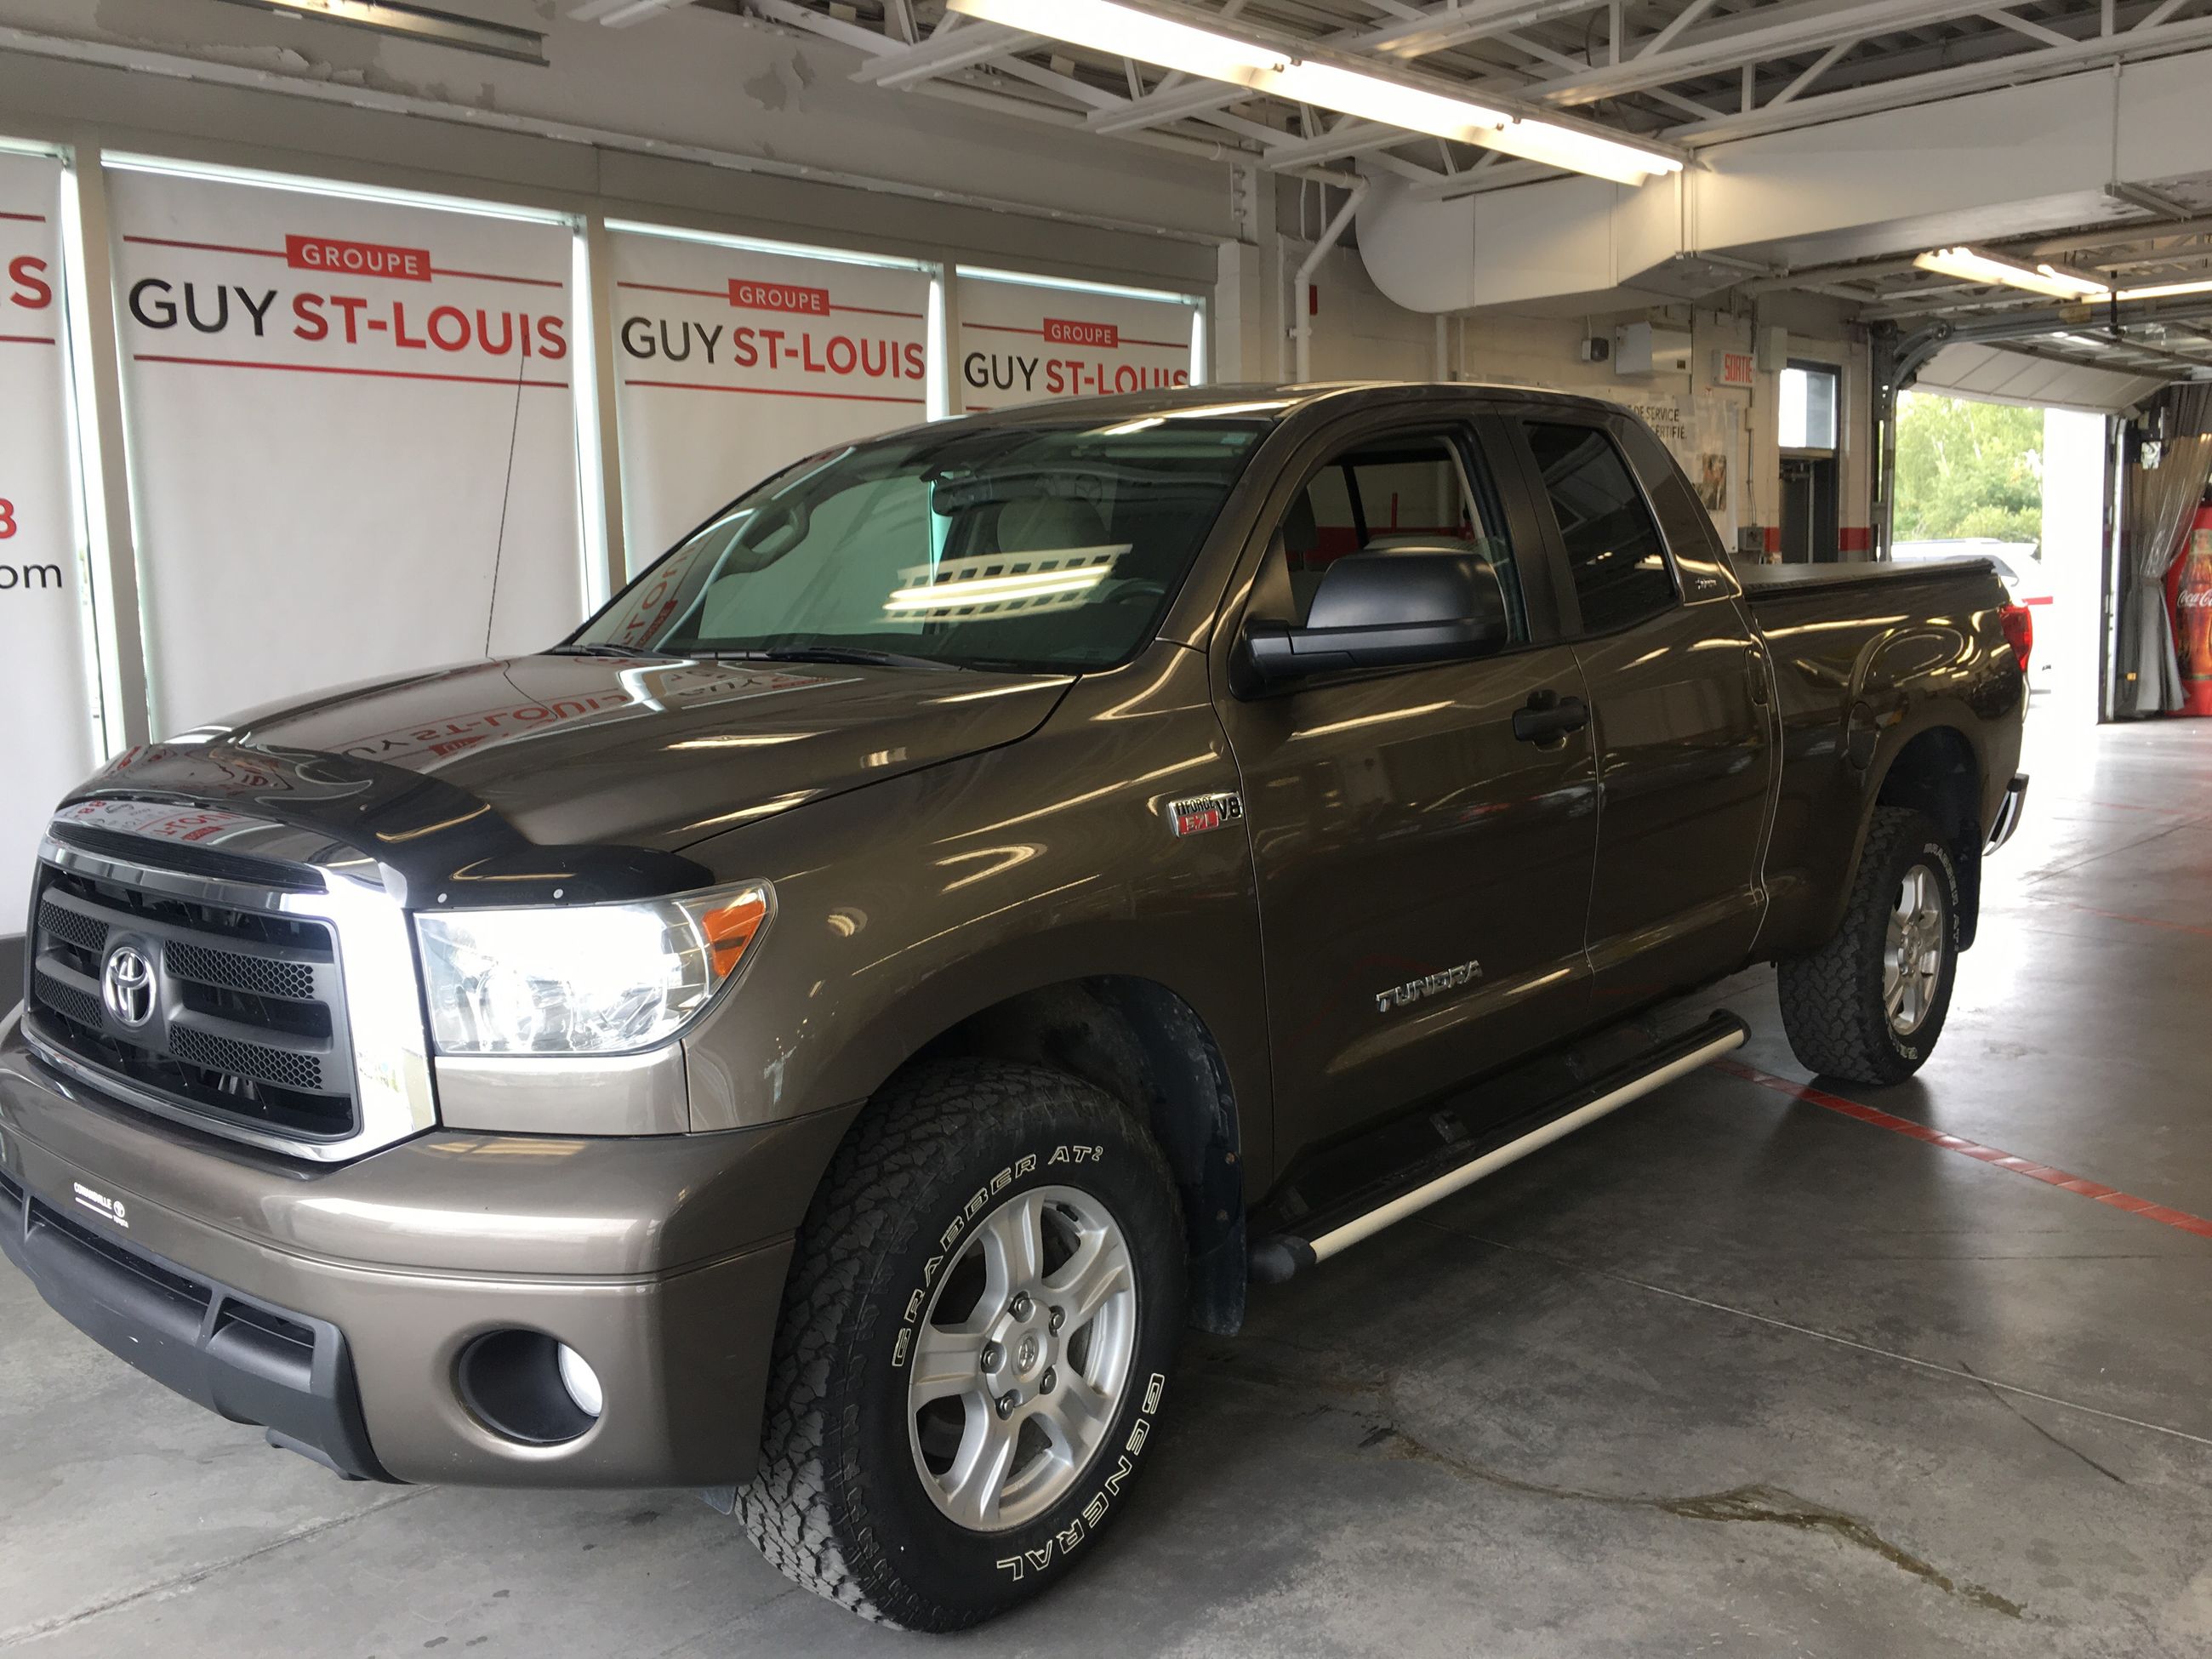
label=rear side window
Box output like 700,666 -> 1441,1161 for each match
1525,421 -> 1676,633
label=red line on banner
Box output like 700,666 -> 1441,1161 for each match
613,282 -> 920,320
962,321 -> 1182,349
1717,1058 -> 2212,1240
125,235 -> 282,259
0,211 -> 48,222
429,265 -> 563,289
0,334 -> 58,345
618,280 -> 720,298
123,236 -> 557,288
134,354 -> 568,389
624,379 -> 924,405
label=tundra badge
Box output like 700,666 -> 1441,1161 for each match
1375,961 -> 1482,1014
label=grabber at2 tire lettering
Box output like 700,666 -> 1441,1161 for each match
737,1058 -> 1188,1630
1777,805 -> 1962,1087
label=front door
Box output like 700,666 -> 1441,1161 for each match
1215,414 -> 1599,1162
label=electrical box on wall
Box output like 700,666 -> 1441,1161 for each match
1615,321 -> 1691,377
1755,325 -> 1789,373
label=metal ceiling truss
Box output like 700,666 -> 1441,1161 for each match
584,1 -> 2212,377
572,2 -> 2212,205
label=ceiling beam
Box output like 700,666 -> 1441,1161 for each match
849,19 -> 1043,88
1666,13 -> 2212,145
1531,0 -> 2028,108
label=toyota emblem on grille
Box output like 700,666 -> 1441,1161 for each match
101,944 -> 157,1029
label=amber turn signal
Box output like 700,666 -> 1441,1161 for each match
703,890 -> 771,978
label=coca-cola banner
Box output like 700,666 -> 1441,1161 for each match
2175,506 -> 2212,717
610,228 -> 932,568
955,271 -> 1197,413
0,149 -> 97,928
109,166 -> 587,735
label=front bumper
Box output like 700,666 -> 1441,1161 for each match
0,1018 -> 856,1488
0,1165 -> 390,1479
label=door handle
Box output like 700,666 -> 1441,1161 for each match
1512,690 -> 1589,744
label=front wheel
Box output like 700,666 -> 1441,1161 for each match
738,1059 -> 1186,1631
1777,806 -> 1962,1086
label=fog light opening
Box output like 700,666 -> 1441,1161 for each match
556,1343 -> 603,1418
456,1330 -> 600,1446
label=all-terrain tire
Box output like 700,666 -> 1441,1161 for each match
1778,806 -> 1961,1086
736,1058 -> 1187,1631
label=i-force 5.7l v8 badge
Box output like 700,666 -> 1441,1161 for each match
1160,791 -> 1244,837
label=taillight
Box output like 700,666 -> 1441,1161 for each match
1999,602 -> 2033,671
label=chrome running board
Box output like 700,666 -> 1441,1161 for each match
1249,1012 -> 1748,1281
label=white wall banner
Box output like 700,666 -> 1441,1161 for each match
955,272 -> 1195,413
610,230 -> 932,567
1,149 -> 97,930
108,166 -> 585,736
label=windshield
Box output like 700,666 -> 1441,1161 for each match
573,417 -> 1269,673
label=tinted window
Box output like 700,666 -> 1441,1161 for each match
1276,430 -> 1528,641
1525,421 -> 1675,633
576,419 -> 1265,673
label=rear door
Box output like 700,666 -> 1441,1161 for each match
1507,408 -> 1773,1013
1213,407 -> 1599,1159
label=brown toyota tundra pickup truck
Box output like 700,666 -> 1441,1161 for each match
3,383 -> 2028,1629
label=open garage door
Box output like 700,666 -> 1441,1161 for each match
1911,342 -> 2164,418
1893,368 -> 2115,726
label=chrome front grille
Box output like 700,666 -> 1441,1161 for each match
26,860 -> 361,1141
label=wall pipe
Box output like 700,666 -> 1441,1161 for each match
1293,177 -> 1369,383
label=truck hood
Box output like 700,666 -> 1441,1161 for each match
65,655 -> 1073,906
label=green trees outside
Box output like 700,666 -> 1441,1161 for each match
1893,391 -> 2044,545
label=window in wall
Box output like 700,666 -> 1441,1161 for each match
1780,362 -> 1839,451
1274,429 -> 1528,641
1524,420 -> 1676,633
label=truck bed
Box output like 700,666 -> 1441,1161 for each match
1736,555 -> 1997,601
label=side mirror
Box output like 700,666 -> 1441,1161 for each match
1246,548 -> 1512,683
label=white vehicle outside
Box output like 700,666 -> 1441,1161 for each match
1890,539 -> 2053,685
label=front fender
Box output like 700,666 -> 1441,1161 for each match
670,647 -> 1274,1179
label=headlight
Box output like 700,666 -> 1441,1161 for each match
415,881 -> 772,1057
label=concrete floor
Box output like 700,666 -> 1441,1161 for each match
5,706 -> 2210,1658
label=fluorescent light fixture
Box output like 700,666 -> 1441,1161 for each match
1913,246 -> 2112,301
208,0 -> 544,63
1913,245 -> 2212,306
947,0 -> 1685,186
2114,276 -> 2212,302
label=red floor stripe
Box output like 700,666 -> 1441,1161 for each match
1715,1058 -> 2212,1240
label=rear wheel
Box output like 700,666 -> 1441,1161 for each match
1778,806 -> 1961,1086
738,1059 -> 1186,1630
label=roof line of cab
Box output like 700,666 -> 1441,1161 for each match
886,380 -> 1630,442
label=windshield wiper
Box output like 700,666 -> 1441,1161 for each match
702,646 -> 961,672
547,642 -> 674,658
